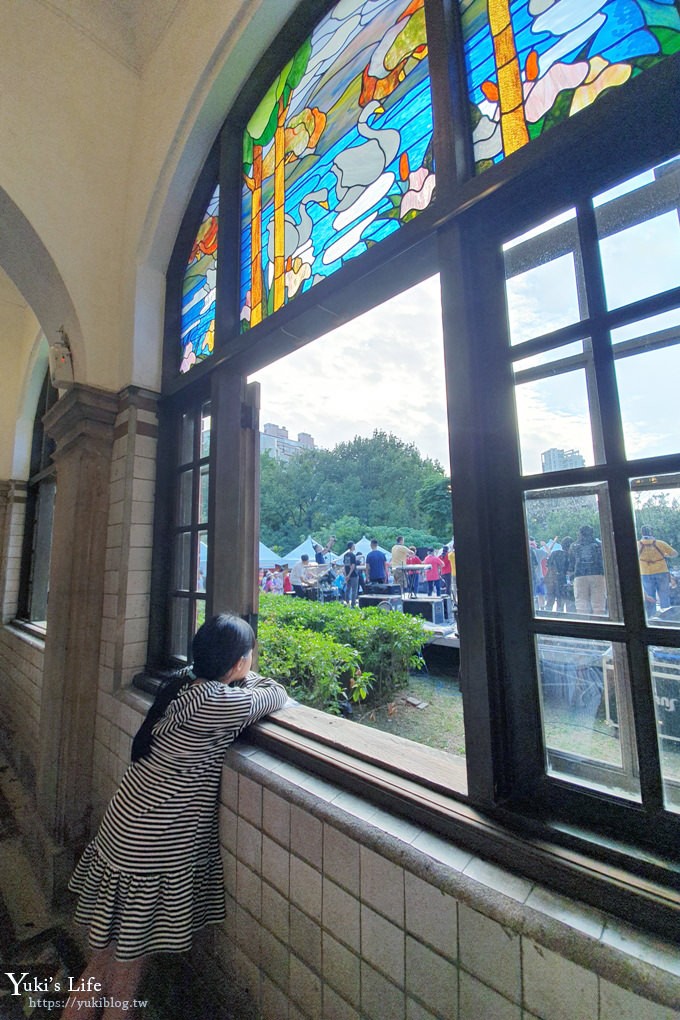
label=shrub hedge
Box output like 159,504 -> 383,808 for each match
257,593 -> 425,714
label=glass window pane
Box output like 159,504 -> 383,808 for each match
525,486 -> 621,622
200,403 -> 211,458
631,478 -> 680,626
615,343 -> 680,461
178,469 -> 193,525
610,308 -> 680,347
650,644 -> 680,814
199,465 -> 209,524
180,185 -> 218,374
174,532 -> 191,590
514,369 -> 595,475
197,532 -> 208,592
537,636 -> 640,801
179,412 -> 194,465
595,159 -> 680,311
503,211 -> 582,345
170,598 -> 190,659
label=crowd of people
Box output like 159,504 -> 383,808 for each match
259,536 -> 458,607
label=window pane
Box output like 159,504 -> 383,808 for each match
631,478 -> 680,626
180,412 -> 194,464
610,308 -> 680,347
503,211 -> 582,345
174,532 -> 191,590
170,598 -> 190,659
525,486 -> 621,622
180,184 -> 218,374
514,369 -> 595,475
650,644 -> 680,813
595,159 -> 680,311
199,465 -> 209,524
197,532 -> 208,593
537,636 -> 640,801
178,469 -> 193,525
615,343 -> 680,460
200,404 -> 211,458
513,340 -> 584,373
29,480 -> 56,623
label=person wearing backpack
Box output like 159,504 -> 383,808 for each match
638,525 -> 677,612
569,524 -> 606,616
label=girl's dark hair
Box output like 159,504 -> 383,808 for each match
131,614 -> 255,762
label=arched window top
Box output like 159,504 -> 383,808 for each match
239,0 -> 435,331
180,184 -> 219,374
463,0 -> 680,171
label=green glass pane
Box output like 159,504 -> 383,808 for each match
180,185 -> 219,373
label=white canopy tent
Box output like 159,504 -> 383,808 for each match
259,541 -> 283,568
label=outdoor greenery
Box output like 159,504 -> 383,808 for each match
257,593 -> 425,713
260,430 -> 452,552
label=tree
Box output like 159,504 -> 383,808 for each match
416,475 -> 452,538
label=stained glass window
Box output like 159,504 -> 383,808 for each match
462,0 -> 680,172
180,185 -> 219,373
240,0 -> 435,331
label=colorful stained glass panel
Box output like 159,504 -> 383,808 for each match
240,0 -> 435,332
461,0 -> 680,172
180,185 -> 219,373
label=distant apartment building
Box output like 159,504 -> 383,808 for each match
260,423 -> 315,462
541,447 -> 586,473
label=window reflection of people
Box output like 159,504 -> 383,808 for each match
366,539 -> 388,583
290,554 -> 314,597
391,535 -> 408,591
406,547 -> 421,595
343,542 -> 359,607
638,525 -> 677,613
423,548 -> 444,597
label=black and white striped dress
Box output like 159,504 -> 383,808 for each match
69,672 -> 287,960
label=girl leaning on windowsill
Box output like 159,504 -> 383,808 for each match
63,614 -> 288,1020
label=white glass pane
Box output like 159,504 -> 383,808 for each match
514,369 -> 595,475
616,344 -> 680,460
505,254 -> 581,345
650,645 -> 680,813
610,308 -> 680,346
537,635 -> 640,800
599,212 -> 680,311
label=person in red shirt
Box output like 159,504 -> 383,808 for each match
423,548 -> 444,597
440,545 -> 452,596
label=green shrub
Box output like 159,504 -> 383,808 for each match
258,594 -> 425,712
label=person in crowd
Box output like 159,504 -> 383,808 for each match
269,568 -> 284,594
638,524 -> 678,613
529,537 -> 547,610
423,547 -> 444,597
440,545 -> 452,596
282,567 -> 292,594
355,549 -> 366,595
569,524 -> 606,616
390,535 -> 409,591
314,543 -> 326,565
342,542 -> 359,606
64,615 -> 287,1020
290,553 -> 315,597
406,547 -> 421,595
366,538 -> 389,584
448,545 -> 457,604
545,537 -> 572,612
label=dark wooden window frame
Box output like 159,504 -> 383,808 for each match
147,0 -> 680,939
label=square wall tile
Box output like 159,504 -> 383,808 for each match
522,938 -> 598,1020
324,824 -> 360,896
361,904 -> 405,986
290,854 -> 322,919
361,846 -> 404,925
361,961 -> 406,1020
459,903 -> 521,1004
291,904 -> 322,972
600,979 -> 680,1020
290,804 -> 323,869
459,971 -> 521,1020
260,928 -> 290,992
323,932 -> 361,1008
262,881 -> 290,944
405,937 -> 457,1020
262,834 -> 290,897
262,975 -> 289,1020
323,877 -> 360,953
406,998 -> 440,1020
263,789 -> 290,847
322,985 -> 360,1020
405,872 -> 457,960
236,861 -> 261,920
290,954 -> 322,1018
238,775 -> 262,827
221,768 -> 239,812
237,817 -> 262,872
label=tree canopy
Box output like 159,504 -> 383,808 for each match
260,430 -> 452,553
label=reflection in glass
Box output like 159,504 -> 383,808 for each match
197,531 -> 208,592
616,344 -> 680,460
537,636 -> 640,800
631,479 -> 680,625
199,465 -> 210,524
180,413 -> 194,465
178,469 -> 193,526
525,487 -> 620,622
200,404 -> 211,458
514,369 -> 595,475
170,598 -> 190,659
650,645 -> 680,814
174,533 -> 191,590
